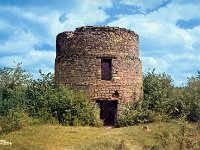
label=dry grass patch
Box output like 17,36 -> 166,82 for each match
0,122 -> 199,150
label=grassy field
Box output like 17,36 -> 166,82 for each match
0,121 -> 199,150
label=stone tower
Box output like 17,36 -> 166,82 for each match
55,26 -> 143,125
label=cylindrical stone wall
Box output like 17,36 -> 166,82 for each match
55,26 -> 143,104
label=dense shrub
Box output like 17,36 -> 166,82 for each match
0,63 -> 32,132
142,70 -> 192,120
0,109 -> 31,132
0,64 -> 102,132
143,70 -> 175,113
119,70 -> 200,127
0,63 -> 31,116
118,102 -> 155,126
143,70 -> 200,122
1,63 -> 200,131
183,73 -> 200,122
25,73 -> 103,126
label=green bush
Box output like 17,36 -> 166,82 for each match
183,73 -> 200,122
0,63 -> 33,132
0,63 -> 103,132
118,102 -> 155,127
56,90 -> 103,126
1,63 -> 200,131
0,109 -> 31,132
0,63 -> 31,116
25,72 -> 103,127
143,70 -> 189,121
143,69 -> 174,113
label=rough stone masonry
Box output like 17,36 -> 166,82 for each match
55,26 -> 143,122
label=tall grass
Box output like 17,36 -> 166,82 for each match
0,122 -> 199,150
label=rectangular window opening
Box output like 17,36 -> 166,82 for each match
101,59 -> 112,80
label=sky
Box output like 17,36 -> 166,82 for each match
0,0 -> 200,86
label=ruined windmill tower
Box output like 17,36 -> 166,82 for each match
55,26 -> 143,125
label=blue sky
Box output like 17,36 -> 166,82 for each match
0,0 -> 200,86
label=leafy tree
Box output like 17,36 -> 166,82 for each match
143,70 -> 191,119
0,63 -> 32,131
0,63 -> 31,115
0,62 -> 31,90
183,72 -> 200,122
167,87 -> 186,118
143,69 -> 174,113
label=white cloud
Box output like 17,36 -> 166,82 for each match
0,1 -> 113,78
0,50 -> 55,78
77,0 -> 113,9
141,52 -> 200,85
1,0 -> 200,85
108,1 -> 200,85
108,15 -> 195,53
148,3 -> 200,24
0,29 -> 39,55
57,0 -> 112,32
0,1 -> 112,43
120,0 -> 168,13
141,56 -> 170,73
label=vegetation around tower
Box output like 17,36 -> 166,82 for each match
0,63 -> 199,149
0,63 -> 200,128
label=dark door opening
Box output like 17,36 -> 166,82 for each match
96,100 -> 118,125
